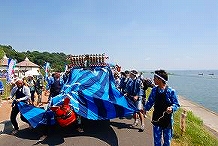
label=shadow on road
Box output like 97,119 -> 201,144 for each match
0,120 -> 13,135
10,118 -> 119,146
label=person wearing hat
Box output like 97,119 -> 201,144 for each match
118,70 -> 130,94
126,70 -> 145,132
26,75 -> 36,105
46,72 -> 65,102
113,71 -> 120,88
144,69 -> 180,146
9,78 -> 31,135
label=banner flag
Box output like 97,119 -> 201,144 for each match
44,62 -> 50,80
6,58 -> 16,83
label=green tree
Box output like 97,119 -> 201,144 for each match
0,44 -> 70,72
0,47 -> 4,60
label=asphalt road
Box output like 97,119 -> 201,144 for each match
0,116 -> 153,146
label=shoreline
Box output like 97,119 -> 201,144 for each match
179,95 -> 218,116
178,95 -> 218,138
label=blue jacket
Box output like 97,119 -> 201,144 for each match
46,76 -> 64,90
126,78 -> 144,97
145,86 -> 180,125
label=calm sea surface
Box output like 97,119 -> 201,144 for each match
143,70 -> 218,114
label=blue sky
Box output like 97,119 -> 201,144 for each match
0,0 -> 217,70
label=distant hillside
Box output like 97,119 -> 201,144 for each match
0,44 -> 70,72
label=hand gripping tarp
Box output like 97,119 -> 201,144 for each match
17,102 -> 47,128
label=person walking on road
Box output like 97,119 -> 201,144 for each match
144,69 -> 180,146
9,78 -> 31,135
35,75 -> 44,106
126,70 -> 145,132
26,75 -> 36,105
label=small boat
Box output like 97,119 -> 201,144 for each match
208,73 -> 214,75
198,73 -> 203,75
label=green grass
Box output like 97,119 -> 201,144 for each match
172,108 -> 218,146
0,78 -> 11,100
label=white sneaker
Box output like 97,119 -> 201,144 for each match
130,121 -> 139,127
77,127 -> 84,133
38,135 -> 47,142
140,124 -> 145,131
11,129 -> 18,135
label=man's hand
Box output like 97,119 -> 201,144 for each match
166,106 -> 173,114
133,96 -> 138,101
7,97 -> 13,104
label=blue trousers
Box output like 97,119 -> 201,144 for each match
153,125 -> 172,146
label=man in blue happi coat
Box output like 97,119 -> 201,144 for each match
144,69 -> 180,146
125,70 -> 145,132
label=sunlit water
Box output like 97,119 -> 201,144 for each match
143,70 -> 218,114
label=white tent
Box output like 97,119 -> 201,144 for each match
25,70 -> 40,77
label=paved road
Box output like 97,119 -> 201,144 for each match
0,115 -> 153,146
2,95 -> 218,145
0,93 -> 153,146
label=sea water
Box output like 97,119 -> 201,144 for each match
143,70 -> 218,114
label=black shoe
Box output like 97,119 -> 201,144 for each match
138,125 -> 145,132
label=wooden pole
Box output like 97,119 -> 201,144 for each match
180,109 -> 187,136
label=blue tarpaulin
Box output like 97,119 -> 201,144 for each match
17,102 -> 47,128
18,67 -> 137,128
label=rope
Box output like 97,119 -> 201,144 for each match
151,111 -> 167,123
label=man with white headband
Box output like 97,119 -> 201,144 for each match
144,69 -> 180,146
9,78 -> 31,135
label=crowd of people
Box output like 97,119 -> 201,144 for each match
112,68 -> 180,146
8,70 -> 84,136
113,69 -> 154,132
8,67 -> 180,146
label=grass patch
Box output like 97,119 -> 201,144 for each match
0,78 -> 12,100
172,108 -> 218,146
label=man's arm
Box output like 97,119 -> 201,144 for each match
144,87 -> 157,111
9,86 -> 18,100
166,88 -> 180,113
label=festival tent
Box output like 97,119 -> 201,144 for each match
18,66 -> 137,128
25,69 -> 40,77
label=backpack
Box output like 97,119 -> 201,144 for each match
141,78 -> 154,91
36,78 -> 43,88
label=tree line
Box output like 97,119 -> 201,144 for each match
0,44 -> 70,72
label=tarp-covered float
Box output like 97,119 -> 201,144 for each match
17,54 -> 137,128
